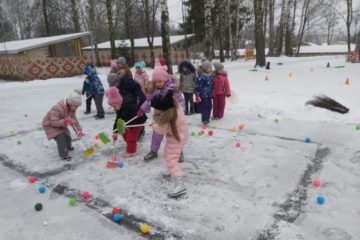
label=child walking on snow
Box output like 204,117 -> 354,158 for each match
212,62 -> 231,120
137,65 -> 185,161
133,60 -> 149,93
195,61 -> 214,125
42,92 -> 84,161
82,77 -> 93,114
150,90 -> 189,198
107,86 -> 147,157
178,60 -> 197,115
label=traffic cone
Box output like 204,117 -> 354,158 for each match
265,75 -> 269,81
345,78 -> 350,85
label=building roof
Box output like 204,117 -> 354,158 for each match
0,32 -> 90,55
83,34 -> 194,50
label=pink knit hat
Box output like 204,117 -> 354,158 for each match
152,66 -> 168,82
106,87 -> 123,105
110,60 -> 118,70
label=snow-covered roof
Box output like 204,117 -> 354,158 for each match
0,32 -> 90,55
83,34 -> 194,50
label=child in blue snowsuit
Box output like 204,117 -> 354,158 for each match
83,64 -> 105,119
82,78 -> 93,114
195,61 -> 213,125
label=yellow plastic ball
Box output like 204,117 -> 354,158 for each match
229,127 -> 236,132
211,124 -> 218,129
140,224 -> 150,234
8,130 -> 16,136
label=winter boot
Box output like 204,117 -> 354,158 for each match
168,177 -> 187,198
122,151 -> 137,158
144,151 -> 158,161
62,155 -> 72,161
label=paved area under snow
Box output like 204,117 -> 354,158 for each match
0,56 -> 360,239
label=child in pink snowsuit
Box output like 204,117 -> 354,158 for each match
137,65 -> 185,162
133,60 -> 149,93
212,62 -> 231,119
150,90 -> 189,198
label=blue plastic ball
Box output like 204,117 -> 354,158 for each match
113,213 -> 122,222
39,186 -> 46,194
317,196 -> 325,205
305,137 -> 311,143
118,162 -> 124,168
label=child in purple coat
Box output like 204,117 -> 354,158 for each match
137,65 -> 185,161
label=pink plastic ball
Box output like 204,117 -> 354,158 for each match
313,180 -> 321,188
236,143 -> 241,148
28,176 -> 37,183
82,191 -> 90,200
95,135 -> 99,140
208,130 -> 214,136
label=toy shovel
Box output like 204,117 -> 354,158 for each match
70,124 -> 95,157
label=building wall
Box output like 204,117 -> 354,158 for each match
0,53 -> 86,80
83,46 -> 191,66
25,47 -> 48,59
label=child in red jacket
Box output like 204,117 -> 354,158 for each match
212,62 -> 231,120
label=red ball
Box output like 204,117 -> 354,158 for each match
82,191 -> 90,200
208,130 -> 214,136
235,143 -> 241,148
95,135 -> 99,140
28,176 -> 37,183
313,180 -> 321,188
112,208 -> 120,216
201,130 -> 205,135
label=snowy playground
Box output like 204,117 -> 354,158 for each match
1,55 -> 360,240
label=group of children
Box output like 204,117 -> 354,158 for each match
42,57 -> 231,198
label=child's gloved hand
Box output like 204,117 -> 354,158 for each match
195,96 -> 201,103
77,129 -> 85,137
136,109 -> 145,117
64,117 -> 75,126
112,133 -> 118,142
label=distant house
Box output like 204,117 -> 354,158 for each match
0,32 -> 90,80
82,34 -> 194,66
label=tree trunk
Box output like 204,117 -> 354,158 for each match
88,0 -> 100,66
71,0 -> 81,32
125,0 -> 135,66
42,0 -> 50,36
268,0 -> 275,56
143,0 -> 156,67
160,0 -> 173,74
232,0 -> 241,60
254,0 -> 266,67
346,0 -> 353,53
276,0 -> 286,56
356,31 -> 360,51
219,0 -> 226,62
284,0 -> 293,56
228,0 -> 234,60
295,0 -> 310,56
263,0 -> 268,39
106,0 -> 116,59
204,0 -> 213,60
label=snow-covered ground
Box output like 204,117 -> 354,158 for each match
0,55 -> 360,239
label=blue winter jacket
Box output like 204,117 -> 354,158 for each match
195,68 -> 213,98
87,73 -> 104,95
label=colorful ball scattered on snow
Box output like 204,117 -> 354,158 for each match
356,125 -> 360,131
82,192 -> 90,200
274,119 -> 279,123
236,143 -> 241,148
111,155 -> 118,161
313,180 -> 321,188
113,213 -> 122,222
39,186 -> 46,194
208,130 -> 214,136
35,203 -> 43,211
317,196 -> 325,205
211,124 -> 218,129
305,137 -> 311,143
24,114 -> 28,117
17,140 -> 22,145
118,162 -> 124,168
112,208 -> 120,216
191,131 -> 196,136
8,130 -> 16,136
69,198 -> 77,206
239,124 -> 245,130
201,130 -> 205,135
140,224 -> 150,234
230,127 -> 236,132
95,135 -> 99,140
38,127 -> 43,131
28,176 -> 37,183
258,114 -> 262,118
198,131 -> 202,136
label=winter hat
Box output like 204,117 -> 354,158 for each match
67,91 -> 82,107
201,61 -> 213,70
152,66 -> 169,82
107,73 -> 119,87
201,57 -> 208,63
213,62 -> 224,72
117,57 -> 126,65
134,60 -> 145,70
106,87 -> 123,106
154,58 -> 161,67
151,90 -> 174,111
84,64 -> 95,75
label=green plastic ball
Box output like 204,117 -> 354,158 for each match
35,203 -> 43,211
38,127 -> 43,131
69,198 -> 77,206
356,125 -> 360,131
275,119 -> 279,123
24,114 -> 28,117
191,131 -> 196,136
17,140 -> 22,145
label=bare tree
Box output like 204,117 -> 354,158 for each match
323,1 -> 338,45
106,0 -> 116,59
346,0 -> 353,53
254,0 -> 266,66
42,0 -> 50,36
71,0 -> 81,32
284,0 -> 294,56
160,0 -> 173,74
125,0 -> 135,66
204,0 -> 213,60
295,0 -> 310,55
268,0 -> 275,56
88,0 -> 101,66
142,0 -> 158,67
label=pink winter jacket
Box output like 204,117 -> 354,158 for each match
134,70 -> 149,92
42,99 -> 81,140
151,105 -> 189,147
212,73 -> 231,97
